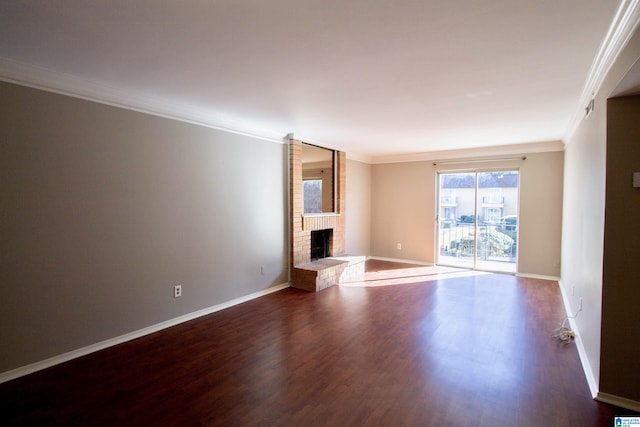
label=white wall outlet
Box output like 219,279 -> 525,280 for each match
572,285 -> 575,296
579,297 -> 583,312
174,285 -> 182,298
397,243 -> 402,250
260,266 -> 264,275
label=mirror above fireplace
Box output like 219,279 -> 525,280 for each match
301,143 -> 335,214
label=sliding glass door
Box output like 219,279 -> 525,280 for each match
437,171 -> 519,273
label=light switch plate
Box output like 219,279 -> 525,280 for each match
634,172 -> 640,188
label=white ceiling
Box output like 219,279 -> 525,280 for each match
0,1 -> 635,162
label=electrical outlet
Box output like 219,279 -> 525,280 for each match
579,297 -> 583,312
260,266 -> 264,276
572,285 -> 575,296
174,285 -> 182,298
397,243 -> 402,250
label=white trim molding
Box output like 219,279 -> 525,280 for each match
366,256 -> 434,266
0,283 -> 290,385
345,151 -> 374,164
516,273 -> 561,282
596,392 -> 640,412
557,280 -> 600,399
565,0 -> 640,143
369,140 -> 564,165
0,57 -> 286,144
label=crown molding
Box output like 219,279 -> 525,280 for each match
295,135 -> 562,165
565,0 -> 640,141
287,132 -> 374,163
0,57 -> 286,144
345,151 -> 374,164
367,140 -> 564,164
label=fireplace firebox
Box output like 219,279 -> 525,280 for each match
310,229 -> 332,261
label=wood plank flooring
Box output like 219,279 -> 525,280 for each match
1,260 -> 637,426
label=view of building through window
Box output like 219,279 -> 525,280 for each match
438,171 -> 519,273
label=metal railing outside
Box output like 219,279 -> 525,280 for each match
439,223 -> 517,263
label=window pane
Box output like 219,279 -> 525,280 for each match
303,180 -> 322,213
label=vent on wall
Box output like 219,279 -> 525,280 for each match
585,98 -> 595,119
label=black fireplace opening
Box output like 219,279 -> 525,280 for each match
310,229 -> 332,261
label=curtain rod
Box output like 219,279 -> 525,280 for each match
432,156 -> 526,166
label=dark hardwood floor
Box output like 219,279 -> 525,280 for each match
1,260 -> 637,426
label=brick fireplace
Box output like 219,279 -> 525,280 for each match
289,137 -> 363,291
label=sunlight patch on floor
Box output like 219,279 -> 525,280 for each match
340,265 -> 491,287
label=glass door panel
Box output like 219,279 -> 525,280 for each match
437,173 -> 476,269
437,170 -> 518,273
475,171 -> 518,273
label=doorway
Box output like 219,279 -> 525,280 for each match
437,170 -> 519,273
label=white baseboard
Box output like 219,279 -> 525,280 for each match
367,256 -> 434,266
596,392 -> 640,412
516,273 -> 560,281
557,279 -> 599,398
0,283 -> 290,385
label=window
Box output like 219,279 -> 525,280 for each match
303,179 -> 323,213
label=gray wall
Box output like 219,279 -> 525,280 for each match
0,82 -> 288,373
369,153 -> 564,277
561,28 -> 640,399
